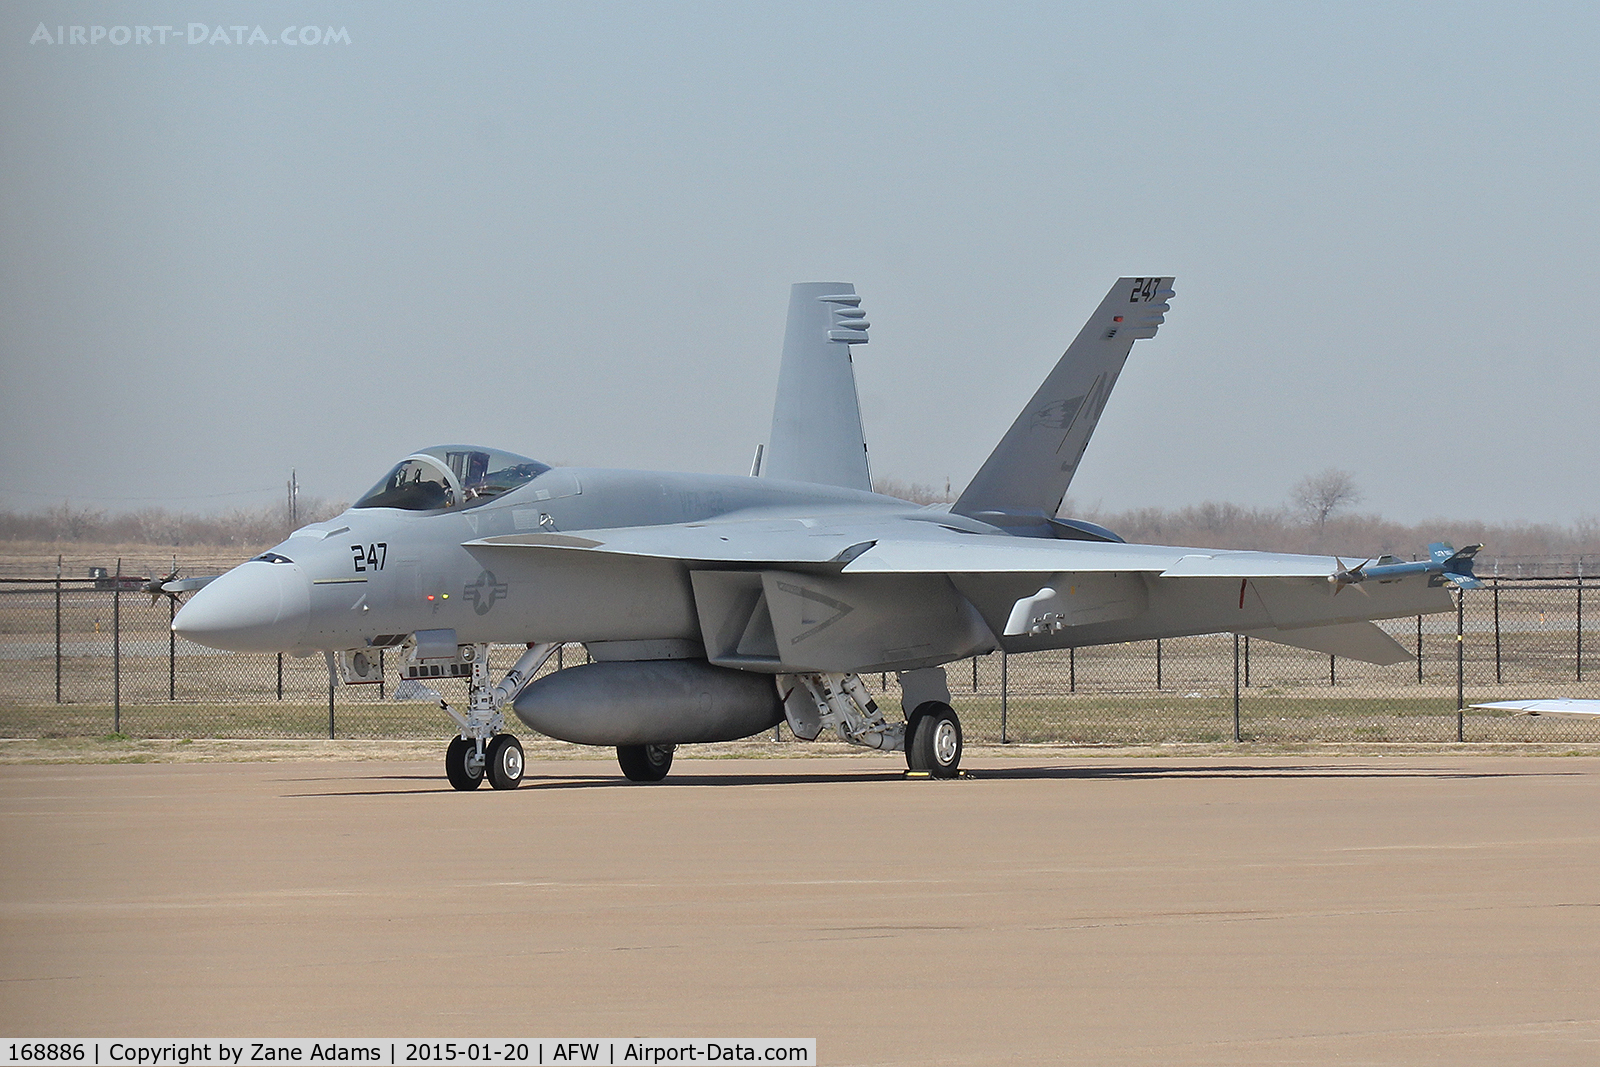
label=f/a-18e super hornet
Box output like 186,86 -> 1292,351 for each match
172,277 -> 1483,790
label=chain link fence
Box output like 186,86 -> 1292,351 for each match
0,562 -> 1593,744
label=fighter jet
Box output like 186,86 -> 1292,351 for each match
174,277 -> 1482,790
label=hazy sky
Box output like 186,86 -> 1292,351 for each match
3,2 -> 1596,526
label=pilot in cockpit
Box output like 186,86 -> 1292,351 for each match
353,446 -> 550,512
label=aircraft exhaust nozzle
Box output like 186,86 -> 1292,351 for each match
512,659 -> 783,746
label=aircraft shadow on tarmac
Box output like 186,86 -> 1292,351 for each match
277,761 -> 1577,798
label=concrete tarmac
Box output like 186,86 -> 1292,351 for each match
2,753 -> 1597,1065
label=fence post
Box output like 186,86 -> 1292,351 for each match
113,557 -> 122,734
1416,615 -> 1423,684
168,592 -> 176,701
972,654 -> 978,693
54,555 -> 62,705
1155,639 -> 1163,690
1329,653 -> 1336,687
328,677 -> 336,740
1493,580 -> 1501,684
378,648 -> 385,700
1243,635 -> 1250,687
1456,589 -> 1465,742
276,652 -> 283,700
1069,647 -> 1076,693
999,650 -> 1008,742
1232,633 -> 1241,742
1577,573 -> 1584,683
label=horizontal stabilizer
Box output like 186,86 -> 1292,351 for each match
954,277 -> 1173,531
1243,621 -> 1411,665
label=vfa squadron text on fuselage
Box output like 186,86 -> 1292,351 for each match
172,277 -> 1483,790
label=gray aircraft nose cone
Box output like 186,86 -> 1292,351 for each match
172,561 -> 311,652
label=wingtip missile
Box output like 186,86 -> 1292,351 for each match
1330,543 -> 1485,591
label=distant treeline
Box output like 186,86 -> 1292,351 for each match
869,480 -> 1599,568
0,500 -> 346,547
6,492 -> 1598,569
1073,502 -> 1600,567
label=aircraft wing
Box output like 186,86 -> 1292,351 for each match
468,517 -> 1457,671
1469,699 -> 1600,717
842,538 -> 1336,577
469,523 -> 1331,576
467,521 -> 879,566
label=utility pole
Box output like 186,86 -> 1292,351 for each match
287,469 -> 299,527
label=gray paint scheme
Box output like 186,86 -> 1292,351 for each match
173,277 -> 1469,748
763,282 -> 873,491
954,277 -> 1174,533
513,659 -> 783,745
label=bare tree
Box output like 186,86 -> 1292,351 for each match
1291,468 -> 1362,533
44,502 -> 106,541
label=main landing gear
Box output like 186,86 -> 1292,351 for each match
905,701 -> 962,778
782,671 -> 964,779
439,642 -> 555,792
446,733 -> 527,791
616,743 -> 675,782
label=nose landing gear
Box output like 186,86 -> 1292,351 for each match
445,735 -> 484,791
485,734 -> 525,789
438,642 -> 555,792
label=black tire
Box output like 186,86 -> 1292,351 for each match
906,701 -> 962,778
485,734 -> 524,790
904,705 -> 927,769
617,743 -> 674,782
445,735 -> 484,791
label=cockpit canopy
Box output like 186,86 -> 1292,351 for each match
353,446 -> 551,512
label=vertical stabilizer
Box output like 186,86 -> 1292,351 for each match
952,277 -> 1174,533
763,282 -> 873,491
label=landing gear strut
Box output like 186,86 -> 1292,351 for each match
780,670 -> 964,778
436,642 -> 555,792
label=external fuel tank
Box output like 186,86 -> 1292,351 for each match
512,659 -> 783,746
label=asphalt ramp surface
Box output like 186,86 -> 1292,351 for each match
2,755 -> 1598,1065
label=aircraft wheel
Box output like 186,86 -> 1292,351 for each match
617,743 -> 674,782
485,734 -> 525,790
904,701 -> 939,769
445,735 -> 484,791
904,705 -> 925,769
906,702 -> 962,778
